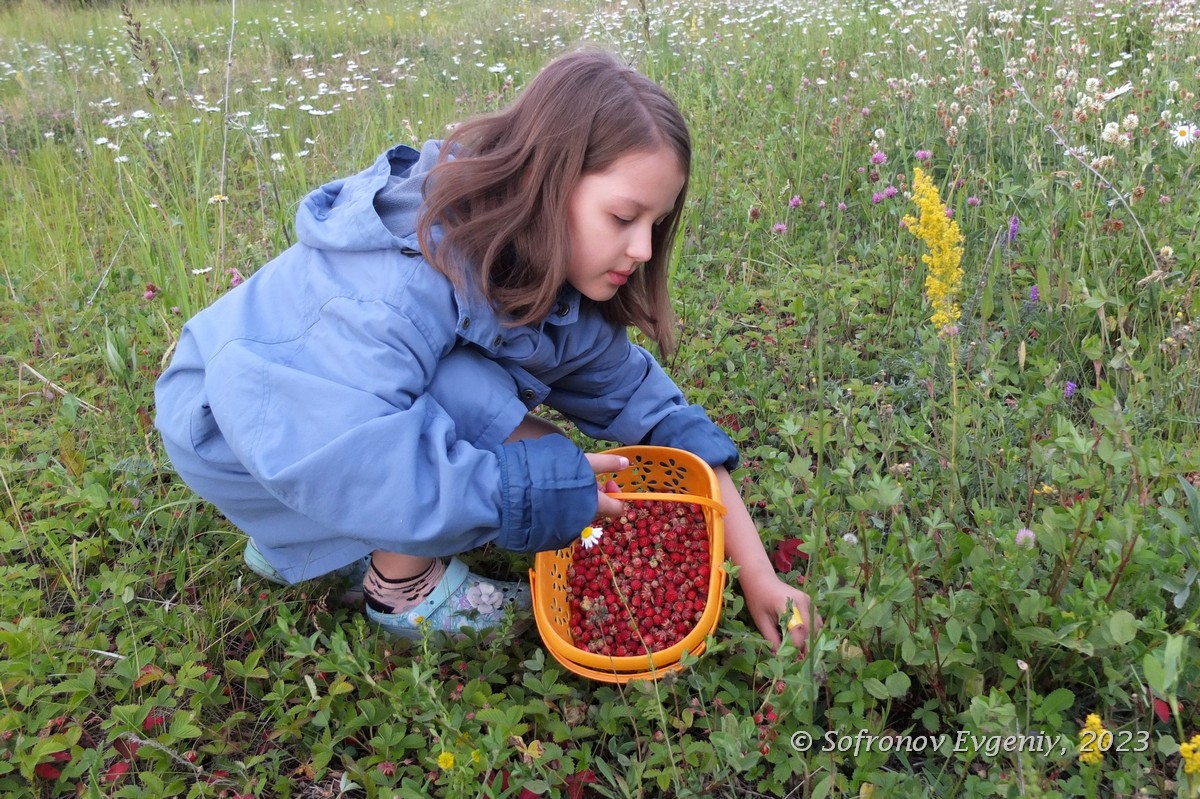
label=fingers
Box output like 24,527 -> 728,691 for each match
781,596 -> 821,657
586,455 -> 629,518
584,452 -> 631,477
757,609 -> 783,651
596,488 -> 625,518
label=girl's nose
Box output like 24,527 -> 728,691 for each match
627,224 -> 653,263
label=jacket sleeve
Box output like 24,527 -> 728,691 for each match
544,324 -> 739,471
202,295 -> 598,556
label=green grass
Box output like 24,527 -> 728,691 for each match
2,0 -> 1199,796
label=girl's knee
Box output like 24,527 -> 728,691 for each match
507,414 -> 564,442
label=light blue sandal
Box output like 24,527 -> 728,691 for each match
242,539 -> 370,591
365,556 -> 531,640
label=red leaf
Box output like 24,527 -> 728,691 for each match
518,790 -> 540,799
103,760 -> 131,783
34,762 -> 62,780
133,664 -> 165,688
113,738 -> 140,760
565,769 -> 598,799
480,768 -> 509,791
771,537 -> 808,572
1153,698 -> 1171,724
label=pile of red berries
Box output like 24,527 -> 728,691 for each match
566,499 -> 710,658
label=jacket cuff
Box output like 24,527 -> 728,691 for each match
640,405 -> 740,472
493,435 -> 598,553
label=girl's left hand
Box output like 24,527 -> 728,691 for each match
741,574 -> 822,656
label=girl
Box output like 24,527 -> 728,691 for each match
155,46 -> 820,652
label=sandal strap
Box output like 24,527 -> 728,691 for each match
404,557 -> 470,624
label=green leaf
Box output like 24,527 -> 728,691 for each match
863,678 -> 889,700
1040,688 -> 1075,716
944,618 -> 962,647
1108,610 -> 1138,645
1143,653 -> 1166,696
885,671 -> 911,698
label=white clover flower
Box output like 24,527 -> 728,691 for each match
1122,113 -> 1139,130
1101,121 -> 1121,144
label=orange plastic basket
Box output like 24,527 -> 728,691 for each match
530,446 -> 726,683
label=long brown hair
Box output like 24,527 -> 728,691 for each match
417,46 -> 689,355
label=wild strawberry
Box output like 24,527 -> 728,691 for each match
567,499 -> 710,656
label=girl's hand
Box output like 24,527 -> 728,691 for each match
741,573 -> 823,656
585,453 -> 628,518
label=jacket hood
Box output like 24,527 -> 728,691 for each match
294,140 -> 442,253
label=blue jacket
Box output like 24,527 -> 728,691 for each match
155,141 -> 737,575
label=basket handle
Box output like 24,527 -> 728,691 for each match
604,491 -> 726,517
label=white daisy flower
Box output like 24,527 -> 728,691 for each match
1170,122 -> 1196,147
580,525 -> 604,549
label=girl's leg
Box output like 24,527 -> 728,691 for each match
363,414 -> 564,618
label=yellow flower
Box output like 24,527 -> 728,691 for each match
1078,713 -> 1107,766
437,751 -> 455,770
902,168 -> 964,330
1180,734 -> 1200,774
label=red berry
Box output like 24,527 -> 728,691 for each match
567,499 -> 711,656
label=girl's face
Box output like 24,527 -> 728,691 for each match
564,146 -> 686,303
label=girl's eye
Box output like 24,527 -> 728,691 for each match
613,215 -> 634,225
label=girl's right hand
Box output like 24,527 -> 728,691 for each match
585,453 -> 630,518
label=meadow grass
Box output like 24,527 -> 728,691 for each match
1,0 -> 1199,796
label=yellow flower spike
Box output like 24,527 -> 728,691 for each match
1078,713 -> 1107,766
1181,734 -> 1200,774
437,751 -> 455,770
904,167 -> 964,330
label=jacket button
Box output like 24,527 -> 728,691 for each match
555,303 -> 569,317
520,388 -> 536,401
461,317 -> 471,330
